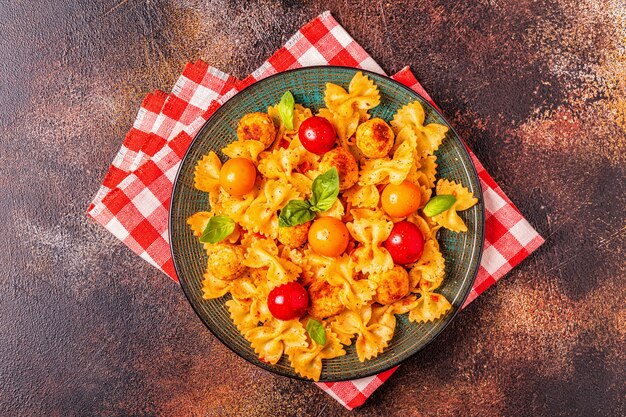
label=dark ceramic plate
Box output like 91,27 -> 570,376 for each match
170,66 -> 484,382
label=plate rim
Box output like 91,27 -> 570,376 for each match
169,65 -> 485,382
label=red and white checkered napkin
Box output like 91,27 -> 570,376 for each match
87,11 -> 544,410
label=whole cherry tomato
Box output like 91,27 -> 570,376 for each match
219,157 -> 256,196
381,181 -> 422,217
267,282 -> 309,320
308,217 -> 350,257
298,116 -> 337,154
383,220 -> 424,264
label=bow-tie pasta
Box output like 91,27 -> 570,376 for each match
391,101 -> 449,154
289,325 -> 346,381
243,238 -> 301,289
431,179 -> 479,233
330,305 -> 396,362
186,72 -> 478,380
408,290 -> 452,323
325,71 -> 380,118
245,318 -> 308,364
347,209 -> 394,274
223,139 -> 266,162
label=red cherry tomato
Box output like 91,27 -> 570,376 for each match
298,116 -> 337,154
383,220 -> 425,264
267,282 -> 309,320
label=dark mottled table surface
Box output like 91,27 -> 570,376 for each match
1,1 -> 624,416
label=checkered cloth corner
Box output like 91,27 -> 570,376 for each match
87,11 -> 544,410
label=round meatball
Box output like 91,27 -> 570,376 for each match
307,279 -> 345,319
373,265 -> 410,305
236,112 -> 276,148
319,147 -> 359,190
278,221 -> 311,248
207,243 -> 246,281
355,118 -> 395,158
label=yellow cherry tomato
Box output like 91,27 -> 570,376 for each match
381,181 -> 422,217
308,217 -> 349,257
219,157 -> 257,196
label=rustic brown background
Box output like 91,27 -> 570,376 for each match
0,0 -> 624,416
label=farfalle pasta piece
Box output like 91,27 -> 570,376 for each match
329,307 -> 362,345
243,238 -> 301,289
358,127 -> 417,186
295,248 -> 335,286
321,255 -> 375,310
343,184 -> 380,209
240,180 -> 300,238
408,239 -> 445,291
390,101 -> 425,133
194,151 -> 222,196
417,156 -> 438,189
431,179 -> 478,233
222,139 -> 266,162
391,101 -> 449,154
347,209 -> 394,274
289,326 -> 346,381
330,305 -> 396,362
231,273 -> 272,317
324,72 -> 381,118
257,139 -> 319,195
281,247 -> 316,286
201,269 -> 232,299
358,305 -> 397,361
217,191 -> 255,223
408,290 -> 452,323
257,146 -> 303,180
395,125 -> 430,159
226,273 -> 272,333
245,318 -> 308,364
187,211 -> 212,237
226,298 -> 261,334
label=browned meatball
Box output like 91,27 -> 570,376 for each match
277,221 -> 311,248
236,112 -> 277,148
308,279 -> 345,319
207,243 -> 246,281
355,118 -> 395,158
319,147 -> 359,190
373,265 -> 410,305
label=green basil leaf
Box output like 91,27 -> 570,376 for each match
423,194 -> 457,217
278,200 -> 315,227
309,167 -> 339,212
200,215 -> 236,244
306,319 -> 327,346
277,90 -> 295,130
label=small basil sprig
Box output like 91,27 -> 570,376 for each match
278,168 -> 339,227
277,91 -> 295,130
278,200 -> 316,227
423,195 -> 456,217
309,168 -> 340,212
200,215 -> 235,243
306,319 -> 327,346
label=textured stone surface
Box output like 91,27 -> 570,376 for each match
0,1 -> 624,416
